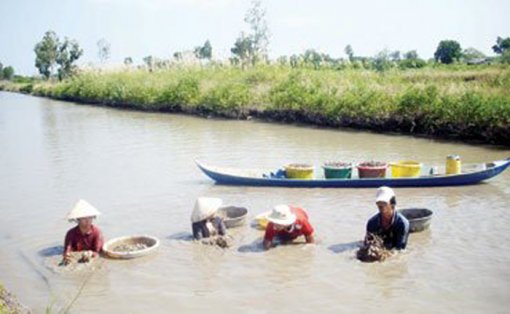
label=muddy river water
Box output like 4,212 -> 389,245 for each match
1,92 -> 509,313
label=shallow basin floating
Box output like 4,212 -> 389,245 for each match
218,206 -> 248,228
103,235 -> 160,259
398,208 -> 433,233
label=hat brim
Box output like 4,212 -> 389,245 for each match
67,200 -> 102,220
68,216 -> 97,222
375,196 -> 392,203
266,213 -> 296,226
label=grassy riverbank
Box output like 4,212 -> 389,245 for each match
2,64 -> 509,145
0,283 -> 30,313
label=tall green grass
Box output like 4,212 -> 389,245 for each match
20,64 -> 510,144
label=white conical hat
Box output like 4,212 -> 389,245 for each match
67,199 -> 102,220
191,197 -> 222,223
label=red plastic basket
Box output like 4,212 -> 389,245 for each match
357,163 -> 388,178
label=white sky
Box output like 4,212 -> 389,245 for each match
1,0 -> 509,75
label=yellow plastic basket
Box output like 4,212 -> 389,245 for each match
284,164 -> 314,179
390,161 -> 422,178
254,211 -> 271,230
446,155 -> 461,175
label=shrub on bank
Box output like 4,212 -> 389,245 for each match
156,76 -> 200,111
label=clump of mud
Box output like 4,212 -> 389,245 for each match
0,284 -> 31,313
356,233 -> 392,262
200,235 -> 232,248
45,251 -> 100,273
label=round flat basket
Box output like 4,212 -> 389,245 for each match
398,208 -> 433,233
218,206 -> 248,228
103,235 -> 160,259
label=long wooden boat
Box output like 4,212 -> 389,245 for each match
196,158 -> 510,188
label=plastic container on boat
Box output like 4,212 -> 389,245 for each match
322,162 -> 352,179
357,162 -> 388,178
446,155 -> 461,175
390,161 -> 422,178
284,164 -> 314,179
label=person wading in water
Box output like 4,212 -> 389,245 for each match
263,205 -> 315,250
62,199 -> 104,265
365,186 -> 409,250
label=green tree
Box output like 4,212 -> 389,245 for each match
303,49 -> 324,70
34,30 -> 59,79
173,52 -> 182,61
344,45 -> 354,61
194,40 -> 212,60
389,50 -> 401,62
434,40 -> 462,64
398,50 -> 426,69
289,54 -> 300,68
462,47 -> 486,62
2,66 -> 14,80
0,62 -> 3,79
231,32 -> 255,68
153,57 -> 168,69
403,50 -> 419,60
56,38 -> 83,80
276,55 -> 288,66
492,36 -> 510,54
124,57 -> 133,66
97,38 -> 111,64
143,55 -> 154,71
244,0 -> 269,64
501,51 -> 510,64
373,50 -> 393,72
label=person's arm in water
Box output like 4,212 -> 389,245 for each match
62,230 -> 73,265
305,234 -> 315,244
263,223 -> 275,250
192,221 -> 204,240
301,218 -> 315,244
364,214 -> 379,242
91,227 -> 104,257
214,217 -> 227,236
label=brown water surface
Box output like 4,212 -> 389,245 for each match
1,92 -> 509,313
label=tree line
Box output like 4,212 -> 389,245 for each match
31,0 -> 510,80
0,62 -> 15,80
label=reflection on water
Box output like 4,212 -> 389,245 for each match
1,92 -> 510,313
328,240 -> 362,254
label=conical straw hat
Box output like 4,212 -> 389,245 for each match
191,197 -> 222,223
67,199 -> 102,220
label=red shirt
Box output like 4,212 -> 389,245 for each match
264,207 -> 314,242
64,224 -> 104,255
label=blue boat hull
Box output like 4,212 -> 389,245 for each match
196,159 -> 510,188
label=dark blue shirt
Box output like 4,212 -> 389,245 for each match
366,211 -> 409,250
192,217 -> 226,240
